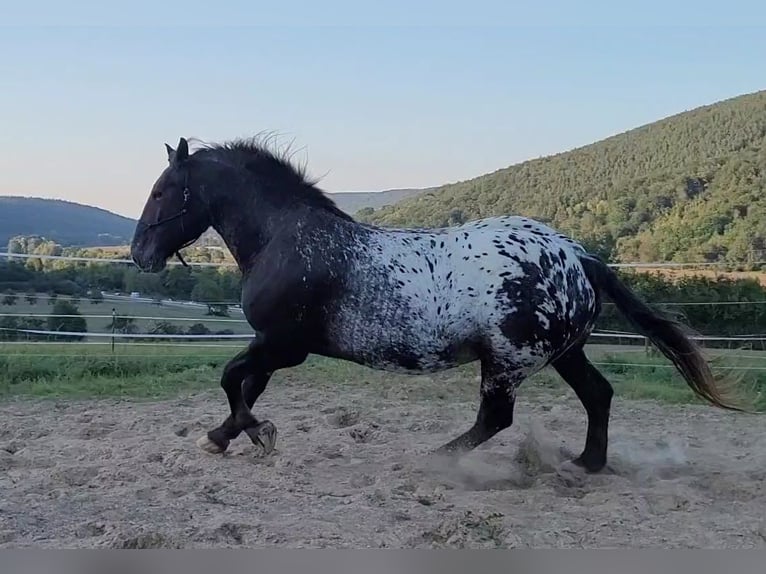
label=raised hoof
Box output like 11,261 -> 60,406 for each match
244,421 -> 277,456
196,434 -> 229,454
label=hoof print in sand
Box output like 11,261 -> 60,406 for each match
326,407 -> 360,429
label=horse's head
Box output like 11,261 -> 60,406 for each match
131,137 -> 211,272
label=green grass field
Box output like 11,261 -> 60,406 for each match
1,295 -> 254,337
1,341 -> 764,411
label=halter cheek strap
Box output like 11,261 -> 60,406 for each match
145,170 -> 192,267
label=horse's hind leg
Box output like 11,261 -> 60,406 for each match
551,346 -> 614,473
434,358 -> 524,455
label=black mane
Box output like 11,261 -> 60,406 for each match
192,135 -> 354,221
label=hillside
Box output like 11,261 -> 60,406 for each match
0,197 -> 137,248
360,90 -> 766,267
327,188 -> 428,214
0,185 -> 428,254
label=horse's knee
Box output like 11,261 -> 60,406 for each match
220,360 -> 245,391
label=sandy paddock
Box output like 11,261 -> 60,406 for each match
1,373 -> 765,548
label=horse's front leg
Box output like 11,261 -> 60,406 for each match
197,342 -> 276,460
196,337 -> 306,456
198,369 -> 273,455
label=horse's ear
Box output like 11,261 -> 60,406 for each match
175,137 -> 189,163
165,143 -> 176,164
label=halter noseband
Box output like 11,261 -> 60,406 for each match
145,169 -> 192,267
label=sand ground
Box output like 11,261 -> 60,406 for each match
1,374 -> 765,548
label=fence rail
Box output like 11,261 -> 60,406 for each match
0,327 -> 253,340
0,313 -> 248,323
4,250 -> 766,269
4,325 -> 766,343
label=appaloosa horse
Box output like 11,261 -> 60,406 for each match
130,136 -> 743,473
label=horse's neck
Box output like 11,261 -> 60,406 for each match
210,200 -> 337,272
209,200 -> 272,272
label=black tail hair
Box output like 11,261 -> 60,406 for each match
579,254 -> 746,412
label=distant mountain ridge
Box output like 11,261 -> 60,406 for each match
0,196 -> 137,248
0,187 -> 430,250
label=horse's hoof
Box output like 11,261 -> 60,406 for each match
430,446 -> 460,461
570,455 -> 608,474
196,434 -> 227,454
244,420 -> 277,456
557,460 -> 585,475
555,460 -> 588,486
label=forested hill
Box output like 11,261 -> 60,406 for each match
327,188 -> 427,214
360,90 -> 766,267
0,189 -> 422,252
0,197 -> 137,247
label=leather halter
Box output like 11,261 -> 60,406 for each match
144,169 -> 192,267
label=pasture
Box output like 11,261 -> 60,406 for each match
1,342 -> 765,548
2,295 -> 253,338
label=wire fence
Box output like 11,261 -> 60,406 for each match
3,325 -> 766,357
4,326 -> 766,343
5,304 -> 766,351
5,248 -> 766,316
0,252 -> 235,267
13,292 -> 766,307
4,252 -> 766,374
5,250 -> 766,269
0,313 -> 247,323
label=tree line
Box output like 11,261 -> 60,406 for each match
3,258 -> 766,346
0,259 -> 241,304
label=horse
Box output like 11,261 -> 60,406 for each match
130,136 -> 744,473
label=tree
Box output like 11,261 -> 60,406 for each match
148,320 -> 183,341
190,278 -> 227,315
164,266 -> 196,299
1,317 -> 47,341
47,300 -> 87,341
357,207 -> 375,218
106,314 -> 137,335
447,208 -> 467,225
25,293 -> 37,305
191,278 -> 221,303
7,237 -> 25,254
187,323 -> 210,335
0,316 -> 19,340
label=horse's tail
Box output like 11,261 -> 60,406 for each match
578,253 -> 747,412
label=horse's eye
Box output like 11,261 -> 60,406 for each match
152,191 -> 163,200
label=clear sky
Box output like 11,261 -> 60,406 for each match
2,1 -> 766,219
